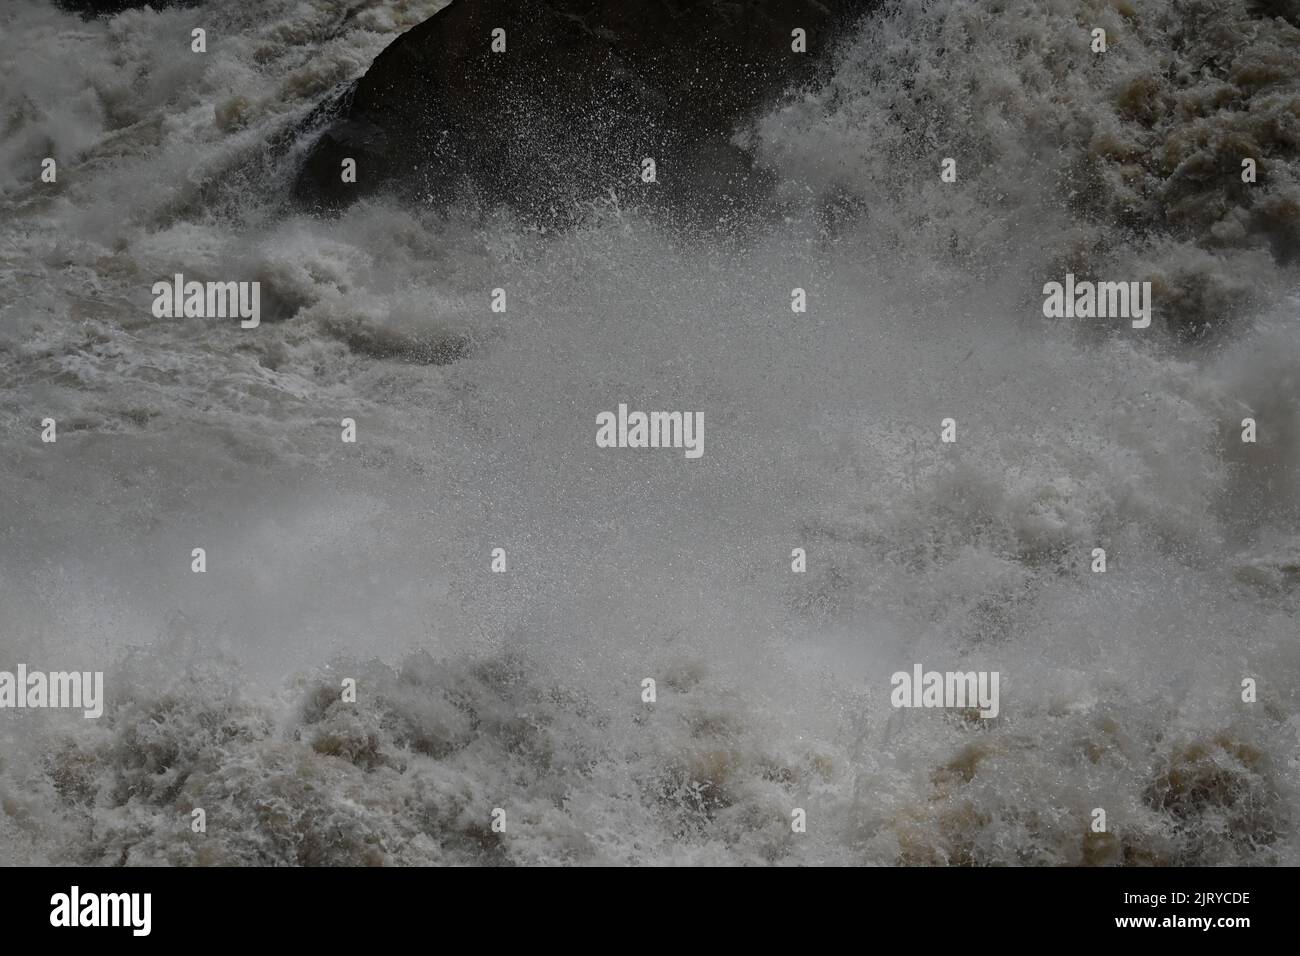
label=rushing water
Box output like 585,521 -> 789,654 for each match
1,0 -> 1298,865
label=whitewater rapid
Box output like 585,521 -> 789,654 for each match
1,0 -> 1298,865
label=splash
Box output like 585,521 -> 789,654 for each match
1,0 -> 1297,865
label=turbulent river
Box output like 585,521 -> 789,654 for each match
1,0 -> 1298,865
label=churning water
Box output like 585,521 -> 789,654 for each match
1,0 -> 1298,864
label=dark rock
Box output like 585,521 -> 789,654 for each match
294,0 -> 875,225
1248,0 -> 1300,28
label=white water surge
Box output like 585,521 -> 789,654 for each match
0,0 -> 1297,865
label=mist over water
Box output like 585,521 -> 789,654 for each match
1,0 -> 1298,865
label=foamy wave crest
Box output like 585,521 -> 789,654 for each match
2,642 -> 1293,865
753,0 -> 1300,336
